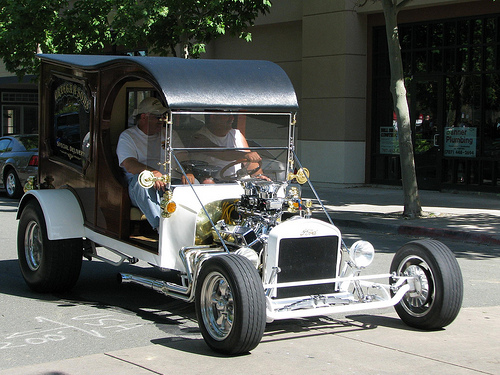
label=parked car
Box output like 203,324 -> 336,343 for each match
0,134 -> 38,198
16,55 -> 463,355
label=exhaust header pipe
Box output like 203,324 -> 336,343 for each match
118,273 -> 193,302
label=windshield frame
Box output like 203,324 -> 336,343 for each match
164,111 -> 296,187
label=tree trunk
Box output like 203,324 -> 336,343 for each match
382,0 -> 422,218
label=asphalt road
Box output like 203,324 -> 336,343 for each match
1,192 -> 499,372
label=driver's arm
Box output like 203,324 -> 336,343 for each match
238,134 -> 266,177
192,132 -> 268,179
121,157 -> 167,191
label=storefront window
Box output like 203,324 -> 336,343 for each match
444,75 -> 480,158
2,105 -> 37,135
484,74 -> 500,158
371,14 -> 500,191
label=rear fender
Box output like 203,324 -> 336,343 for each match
17,189 -> 85,240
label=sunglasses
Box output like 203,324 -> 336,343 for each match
149,114 -> 166,121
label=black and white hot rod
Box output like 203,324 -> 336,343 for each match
17,54 -> 463,355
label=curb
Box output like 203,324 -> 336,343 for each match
397,225 -> 500,245
332,217 -> 500,245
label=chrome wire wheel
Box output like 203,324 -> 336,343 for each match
199,271 -> 234,341
24,220 -> 43,271
397,255 -> 435,317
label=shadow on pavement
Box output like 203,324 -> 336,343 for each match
151,336 -> 235,357
345,314 -> 425,331
1,257 -> 197,326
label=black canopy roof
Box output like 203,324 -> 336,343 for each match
38,54 -> 298,112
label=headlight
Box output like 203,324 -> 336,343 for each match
348,240 -> 375,268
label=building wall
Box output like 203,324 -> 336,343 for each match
301,2 -> 367,183
0,61 -> 12,78
211,0 -> 369,183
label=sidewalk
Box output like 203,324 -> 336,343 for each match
306,184 -> 500,245
2,306 -> 499,375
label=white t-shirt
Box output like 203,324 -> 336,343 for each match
116,126 -> 183,180
195,126 -> 246,177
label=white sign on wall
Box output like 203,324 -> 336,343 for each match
380,127 -> 399,155
444,127 -> 477,158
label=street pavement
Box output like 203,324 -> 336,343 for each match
2,184 -> 500,374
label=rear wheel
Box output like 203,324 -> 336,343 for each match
5,169 -> 22,199
195,254 -> 266,354
18,200 -> 83,292
390,239 -> 463,329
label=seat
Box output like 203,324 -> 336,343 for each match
130,206 -> 146,221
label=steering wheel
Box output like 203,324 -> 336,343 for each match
219,159 -> 262,181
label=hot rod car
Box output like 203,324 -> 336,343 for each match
17,54 -> 463,355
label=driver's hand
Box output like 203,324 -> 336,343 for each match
152,170 -> 166,191
182,173 -> 196,184
243,151 -> 262,163
253,173 -> 271,181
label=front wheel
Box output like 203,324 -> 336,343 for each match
390,239 -> 463,330
17,200 -> 83,293
195,255 -> 266,355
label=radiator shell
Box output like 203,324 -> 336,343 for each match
264,217 -> 342,299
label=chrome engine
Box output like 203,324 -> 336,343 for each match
212,179 -> 303,254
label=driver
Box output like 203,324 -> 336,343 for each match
191,114 -> 267,182
116,97 -> 195,231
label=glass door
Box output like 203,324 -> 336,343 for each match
410,78 -> 443,190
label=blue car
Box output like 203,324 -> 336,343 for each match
0,134 -> 38,198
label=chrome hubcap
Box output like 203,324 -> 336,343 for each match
200,271 -> 234,341
6,173 -> 16,195
24,220 -> 43,271
398,255 -> 434,317
405,265 -> 430,307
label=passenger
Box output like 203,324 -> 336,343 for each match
192,114 -> 268,182
116,97 -> 195,231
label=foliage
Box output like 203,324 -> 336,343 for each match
0,0 -> 271,79
18,135 -> 39,151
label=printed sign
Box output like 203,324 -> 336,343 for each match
444,127 -> 477,157
52,79 -> 91,167
380,127 -> 399,155
54,82 -> 91,112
